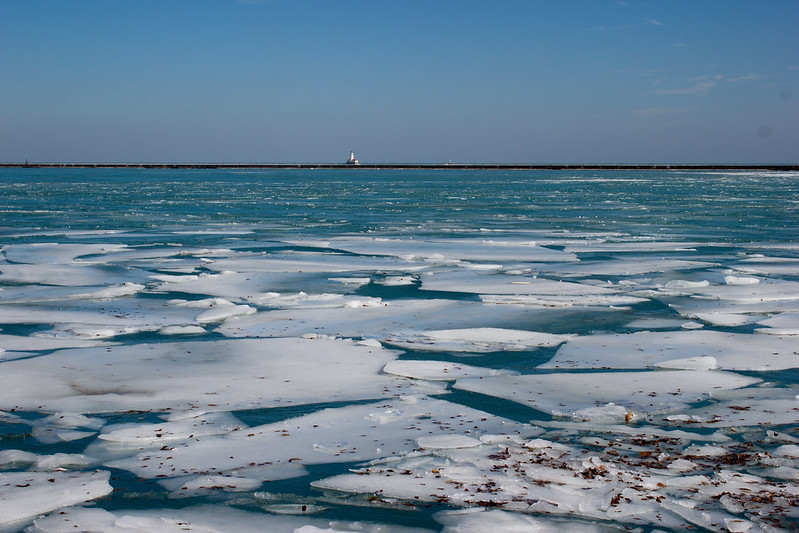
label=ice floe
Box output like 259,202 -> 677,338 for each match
542,330 -> 799,371
658,386 -> 799,428
0,470 -> 112,530
312,431 -> 799,531
285,237 -> 578,263
454,370 -> 760,419
67,282 -> 145,300
1,243 -> 128,264
0,337 -> 400,413
419,270 -> 647,308
383,360 -> 518,381
104,396 -> 526,486
384,328 -> 569,353
26,504 -> 437,533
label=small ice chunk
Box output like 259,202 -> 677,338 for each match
724,517 -> 754,532
0,470 -> 112,528
68,282 -> 145,300
195,303 -> 255,324
328,277 -> 371,286
557,402 -> 632,423
667,458 -> 697,472
0,450 -> 37,468
159,325 -> 207,335
98,412 -> 244,447
383,360 -> 518,381
725,275 -> 760,285
665,279 -> 711,289
34,453 -> 91,471
375,276 -> 416,286
159,474 -> 263,497
416,435 -> 482,449
773,444 -> 799,458
385,327 -> 568,353
655,356 -> 718,370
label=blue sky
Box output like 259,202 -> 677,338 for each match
1,0 -> 797,163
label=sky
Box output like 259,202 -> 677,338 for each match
1,0 -> 797,164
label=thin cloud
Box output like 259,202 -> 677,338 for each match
643,17 -> 662,26
725,73 -> 767,83
635,106 -> 693,118
656,81 -> 715,96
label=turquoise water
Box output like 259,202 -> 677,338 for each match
0,168 -> 797,532
3,168 -> 797,241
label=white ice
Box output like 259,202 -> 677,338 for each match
529,258 -> 717,277
0,470 -> 112,530
542,330 -> 799,371
383,360 -> 518,381
1,243 -> 128,264
658,386 -> 799,428
0,337 -> 400,413
104,396 -> 527,484
98,411 -> 244,448
312,432 -> 793,531
26,504 -> 437,533
283,237 -> 578,263
384,328 -> 569,353
418,270 -> 647,308
454,370 -> 760,420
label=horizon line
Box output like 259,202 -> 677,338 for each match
1,162 -> 798,171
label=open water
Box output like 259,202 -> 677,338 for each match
0,168 -> 797,532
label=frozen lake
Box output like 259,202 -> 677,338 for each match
0,168 -> 797,532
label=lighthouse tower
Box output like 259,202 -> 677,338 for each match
345,151 -> 360,165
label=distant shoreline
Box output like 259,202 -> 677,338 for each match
1,163 -> 798,171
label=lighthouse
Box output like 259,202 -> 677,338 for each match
345,151 -> 360,165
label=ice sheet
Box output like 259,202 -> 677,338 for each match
98,411 -> 244,448
658,278 -> 799,303
215,299 -> 514,339
435,508 -> 608,532
657,386 -> 799,428
0,333 -> 112,351
105,396 -> 527,483
454,370 -> 761,420
542,330 -> 799,371
530,258 -> 717,276
0,470 -> 112,529
1,243 -> 128,264
205,253 -> 428,274
0,263 -> 144,286
27,504 -> 437,533
68,282 -> 145,300
0,337 -> 400,413
384,327 -> 568,353
312,432 -> 797,531
284,237 -> 579,263
756,313 -> 799,335
383,360 -> 519,381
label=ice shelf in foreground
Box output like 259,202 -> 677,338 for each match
0,337 -> 400,413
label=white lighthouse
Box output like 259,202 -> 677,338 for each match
345,151 -> 360,165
